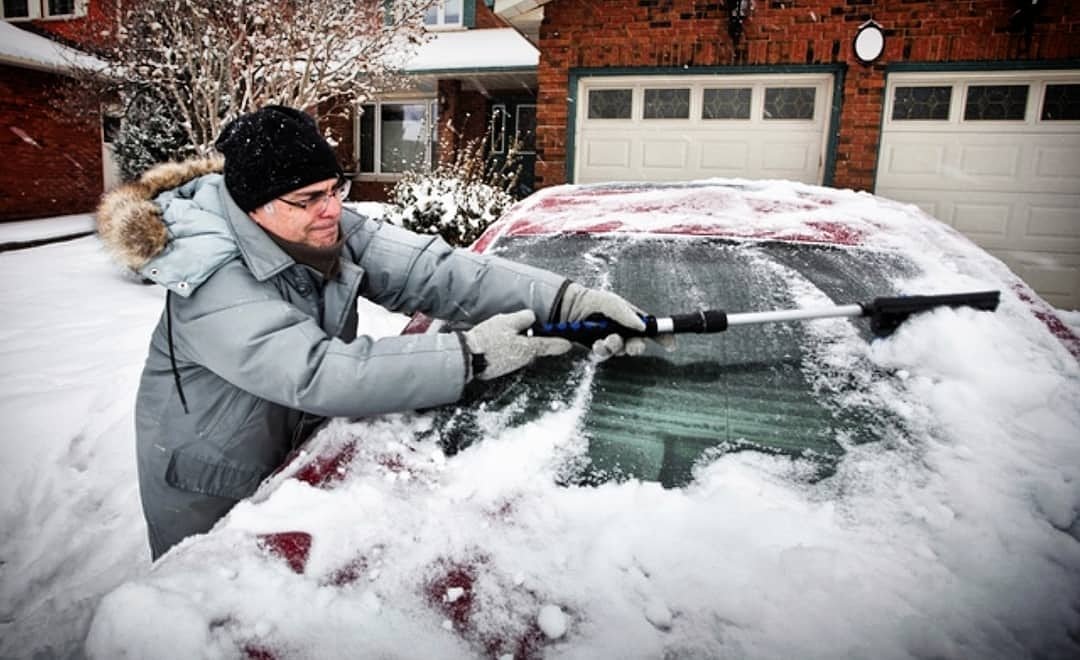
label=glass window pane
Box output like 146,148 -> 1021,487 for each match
1042,84 -> 1080,121
423,5 -> 438,24
764,87 -> 816,120
516,105 -> 537,153
643,88 -> 690,119
892,86 -> 951,120
443,0 -> 461,23
48,0 -> 75,15
587,89 -> 632,120
490,105 -> 506,154
380,103 -> 428,173
702,88 -> 751,119
3,0 -> 30,17
359,104 -> 375,173
964,85 -> 1028,121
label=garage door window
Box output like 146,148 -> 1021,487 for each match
1042,84 -> 1080,121
892,86 -> 951,120
644,88 -> 690,119
963,84 -> 1028,121
588,89 -> 632,119
702,88 -> 752,119
764,87 -> 816,120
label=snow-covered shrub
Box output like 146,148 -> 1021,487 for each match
389,136 -> 522,247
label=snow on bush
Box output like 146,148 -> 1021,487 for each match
388,136 -> 522,247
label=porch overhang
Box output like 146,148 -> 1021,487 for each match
404,27 -> 538,95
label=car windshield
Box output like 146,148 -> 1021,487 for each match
430,234 -> 920,487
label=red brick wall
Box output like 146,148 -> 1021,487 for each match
27,0 -> 121,53
474,0 -> 506,29
0,65 -> 103,221
437,79 -> 490,163
536,0 -> 1080,192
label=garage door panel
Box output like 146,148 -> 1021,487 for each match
584,139 -> 632,168
641,140 -> 689,169
959,144 -> 1021,177
699,141 -> 750,171
1027,205 -> 1080,240
953,202 -> 1011,238
1034,144 -> 1080,181
761,142 -> 812,173
881,142 -> 946,176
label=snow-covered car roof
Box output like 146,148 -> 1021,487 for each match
88,180 -> 1080,660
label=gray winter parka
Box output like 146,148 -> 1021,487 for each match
96,158 -> 567,558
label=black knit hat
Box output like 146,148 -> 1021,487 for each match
214,105 -> 344,212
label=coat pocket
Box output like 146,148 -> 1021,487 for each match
165,448 -> 270,501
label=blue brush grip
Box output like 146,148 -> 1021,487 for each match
528,313 -> 650,346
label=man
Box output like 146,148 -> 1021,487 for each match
96,106 -> 664,560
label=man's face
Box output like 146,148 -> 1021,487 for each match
250,177 -> 346,248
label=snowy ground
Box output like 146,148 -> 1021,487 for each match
2,196 -> 1080,659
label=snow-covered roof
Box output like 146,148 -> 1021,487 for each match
0,20 -> 106,74
493,0 -> 553,20
405,27 -> 538,73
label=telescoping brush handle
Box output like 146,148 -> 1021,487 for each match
525,290 -> 1001,345
527,311 -> 729,346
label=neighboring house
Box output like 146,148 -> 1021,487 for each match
481,0 -> 1080,308
349,0 -> 540,201
0,2 -> 113,222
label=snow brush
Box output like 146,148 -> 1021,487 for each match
528,290 -> 1001,345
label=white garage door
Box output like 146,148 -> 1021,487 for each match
877,70 -> 1080,309
574,73 -> 834,185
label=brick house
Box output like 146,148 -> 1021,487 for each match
479,0 -> 1080,307
0,1 -> 115,222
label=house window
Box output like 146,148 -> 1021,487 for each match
892,86 -> 951,120
963,85 -> 1028,121
643,88 -> 690,119
2,0 -> 33,18
424,0 -> 462,27
515,105 -> 537,154
2,0 -> 84,19
702,88 -> 752,119
358,101 -> 438,175
46,0 -> 75,17
587,89 -> 632,119
763,87 -> 816,120
1041,84 -> 1080,121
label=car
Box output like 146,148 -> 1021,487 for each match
87,179 -> 1080,660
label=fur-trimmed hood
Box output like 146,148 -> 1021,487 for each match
95,156 -> 251,298
96,156 -> 224,271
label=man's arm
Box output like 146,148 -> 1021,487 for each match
342,211 -> 568,326
170,264 -> 470,419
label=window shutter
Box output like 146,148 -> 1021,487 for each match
464,0 -> 475,28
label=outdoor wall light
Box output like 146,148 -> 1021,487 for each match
853,19 -> 885,64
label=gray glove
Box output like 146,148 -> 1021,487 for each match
559,282 -> 676,359
464,310 -> 572,381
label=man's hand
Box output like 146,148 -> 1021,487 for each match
559,283 -> 676,359
464,310 -> 572,381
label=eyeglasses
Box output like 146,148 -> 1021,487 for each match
276,178 -> 351,212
